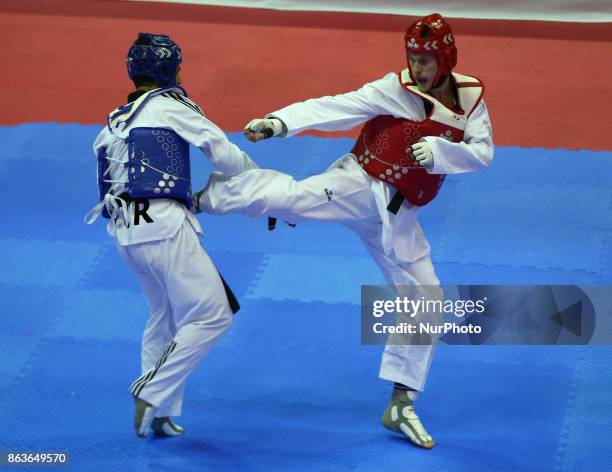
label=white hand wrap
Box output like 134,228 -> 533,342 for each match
244,118 -> 284,138
411,141 -> 434,168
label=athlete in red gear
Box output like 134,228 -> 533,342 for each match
195,13 -> 493,448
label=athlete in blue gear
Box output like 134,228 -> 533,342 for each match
86,33 -> 258,438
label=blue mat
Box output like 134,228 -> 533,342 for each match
1,123 -> 611,471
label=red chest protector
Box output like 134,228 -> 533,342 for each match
351,70 -> 484,206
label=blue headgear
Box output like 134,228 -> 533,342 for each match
127,33 -> 182,87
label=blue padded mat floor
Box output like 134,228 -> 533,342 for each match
0,124 -> 611,471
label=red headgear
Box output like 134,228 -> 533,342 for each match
404,13 -> 457,87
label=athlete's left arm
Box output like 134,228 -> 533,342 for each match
422,100 -> 494,174
163,98 -> 259,176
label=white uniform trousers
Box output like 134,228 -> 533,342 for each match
116,220 -> 233,416
200,155 -> 439,391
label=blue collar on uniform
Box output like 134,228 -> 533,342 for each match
107,85 -> 188,132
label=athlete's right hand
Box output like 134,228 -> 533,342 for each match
243,118 -> 283,143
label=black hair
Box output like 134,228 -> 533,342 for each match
132,76 -> 157,88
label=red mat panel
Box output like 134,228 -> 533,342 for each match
2,0 -> 611,150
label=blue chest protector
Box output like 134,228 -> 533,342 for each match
92,87 -> 194,220
124,127 -> 192,206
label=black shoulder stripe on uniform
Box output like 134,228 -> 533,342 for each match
160,91 -> 202,116
169,92 -> 204,116
173,92 -> 204,116
161,91 -> 204,116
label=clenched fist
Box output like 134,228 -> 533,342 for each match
243,118 -> 284,143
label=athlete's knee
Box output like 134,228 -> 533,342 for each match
218,305 -> 233,331
203,300 -> 233,326
185,304 -> 232,344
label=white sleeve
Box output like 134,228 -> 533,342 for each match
162,99 -> 259,176
423,100 -> 494,175
269,73 -> 399,137
92,128 -> 107,157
